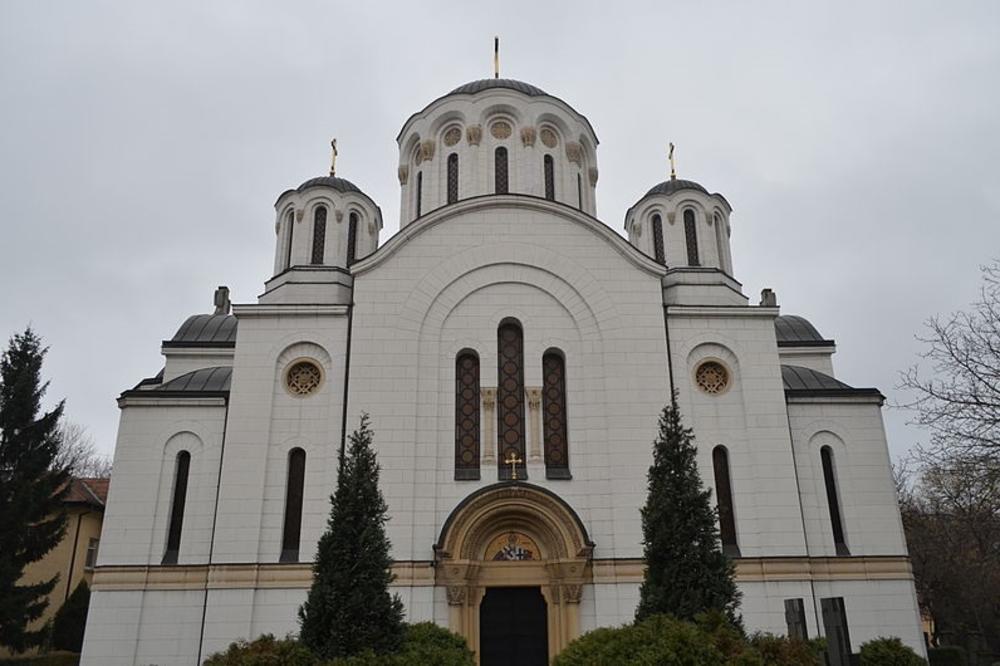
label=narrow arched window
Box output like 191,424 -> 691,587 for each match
415,171 -> 423,218
713,213 -> 727,272
447,153 -> 459,204
543,155 -> 555,201
577,173 -> 583,210
284,209 -> 295,270
311,207 -> 326,264
281,448 -> 306,562
455,351 -> 481,480
495,147 -> 508,194
652,214 -> 665,265
684,209 -> 700,266
543,351 -> 570,479
821,446 -> 849,555
712,446 -> 739,556
497,321 -> 526,480
347,212 -> 358,265
163,450 -> 190,565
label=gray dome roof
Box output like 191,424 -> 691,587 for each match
156,366 -> 232,393
774,315 -> 829,345
169,314 -> 238,346
448,78 -> 548,97
645,179 -> 710,197
296,175 -> 364,194
781,365 -> 851,391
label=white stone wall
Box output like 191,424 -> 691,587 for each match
161,348 -> 234,382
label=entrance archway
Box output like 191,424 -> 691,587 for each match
434,483 -> 594,663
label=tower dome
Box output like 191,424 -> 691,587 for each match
396,77 -> 600,225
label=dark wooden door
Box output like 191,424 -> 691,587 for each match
479,586 -> 548,666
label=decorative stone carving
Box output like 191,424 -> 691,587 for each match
368,222 -> 376,235
397,165 -> 409,185
540,127 -> 558,148
634,223 -> 642,237
561,583 -> 583,603
482,387 -> 496,409
490,120 -> 512,140
588,166 -> 599,187
419,139 -> 436,163
667,211 -> 676,225
565,141 -> 583,166
443,126 -> 462,147
466,125 -> 483,146
520,126 -> 536,147
526,387 -> 542,409
446,586 -> 466,606
335,209 -> 344,223
274,221 -> 281,235
295,208 -> 305,222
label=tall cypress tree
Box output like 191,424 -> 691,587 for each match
636,392 -> 741,625
0,328 -> 69,652
299,413 -> 404,658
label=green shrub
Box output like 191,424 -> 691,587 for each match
927,646 -> 966,666
747,632 -> 823,665
859,637 -> 926,665
201,634 -> 319,666
0,654 -> 80,666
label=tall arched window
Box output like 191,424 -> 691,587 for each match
415,171 -> 423,218
284,209 -> 295,270
577,173 -> 583,210
494,147 -> 508,194
652,213 -> 665,264
162,450 -> 190,565
455,351 -> 481,480
543,155 -> 555,201
712,446 -> 739,556
447,153 -> 459,204
347,212 -> 358,266
684,209 -> 700,266
497,321 -> 526,480
713,213 -> 727,272
281,448 -> 306,562
821,446 -> 849,555
542,350 -> 570,479
311,206 -> 327,265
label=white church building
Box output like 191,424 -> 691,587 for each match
81,77 -> 924,665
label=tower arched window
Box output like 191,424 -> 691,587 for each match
447,153 -> 459,204
162,450 -> 190,565
495,147 -> 508,194
497,321 -> 526,480
577,173 -> 583,210
281,448 -> 306,562
284,209 -> 295,270
311,207 -> 326,265
712,446 -> 739,556
455,351 -> 481,480
415,171 -> 423,218
652,213 -> 665,265
713,213 -> 728,272
821,445 -> 849,555
543,155 -> 555,201
543,350 -> 570,479
684,209 -> 700,266
347,212 -> 358,266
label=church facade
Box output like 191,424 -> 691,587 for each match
81,78 -> 924,665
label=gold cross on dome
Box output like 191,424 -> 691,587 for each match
668,142 -> 676,181
329,138 -> 338,176
504,451 -> 523,480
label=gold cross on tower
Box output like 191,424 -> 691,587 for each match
329,138 -> 338,176
503,451 -> 523,480
668,142 -> 676,181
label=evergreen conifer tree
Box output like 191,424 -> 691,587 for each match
299,413 -> 404,658
0,328 -> 70,652
51,581 -> 90,652
636,392 -> 741,625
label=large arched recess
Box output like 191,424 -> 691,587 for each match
434,482 -> 595,661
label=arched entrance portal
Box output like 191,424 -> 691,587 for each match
434,483 -> 594,663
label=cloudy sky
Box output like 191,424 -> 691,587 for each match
1,1 -> 997,462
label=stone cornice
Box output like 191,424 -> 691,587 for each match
231,304 -> 350,317
666,305 -> 780,318
117,396 -> 227,409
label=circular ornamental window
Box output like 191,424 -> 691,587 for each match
695,361 -> 730,395
286,360 -> 323,396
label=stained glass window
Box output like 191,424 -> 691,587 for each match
495,147 -> 508,194
497,321 -> 526,480
311,206 -> 326,264
543,155 -> 555,201
162,450 -> 190,565
684,208 -> 700,266
652,213 -> 665,264
284,209 -> 295,270
455,351 -> 481,480
713,446 -> 740,556
543,351 -> 570,479
281,448 -> 306,562
447,153 -> 459,204
347,212 -> 358,265
821,446 -> 850,555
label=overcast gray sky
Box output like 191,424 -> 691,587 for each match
1,1 -> 998,463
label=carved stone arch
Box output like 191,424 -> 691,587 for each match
429,109 -> 467,136
479,103 -> 524,127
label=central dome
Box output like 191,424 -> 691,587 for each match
448,78 -> 548,97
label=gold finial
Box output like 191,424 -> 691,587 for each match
494,36 -> 500,79
329,138 -> 338,176
668,142 -> 676,181
503,451 -> 523,480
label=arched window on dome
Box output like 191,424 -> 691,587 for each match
543,155 -> 555,201
713,213 -> 727,272
455,351 -> 480,480
652,213 -> 665,265
821,445 -> 850,555
280,448 -> 306,562
415,171 -> 423,218
543,350 -> 570,479
347,212 -> 358,265
495,147 -> 508,194
577,173 -> 583,210
162,450 -> 190,565
311,206 -> 327,265
284,209 -> 295,270
497,320 -> 526,480
684,209 -> 700,266
712,446 -> 739,556
447,153 -> 459,204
